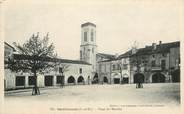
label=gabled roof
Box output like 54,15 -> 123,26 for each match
13,54 -> 91,65
81,22 -> 96,27
97,53 -> 116,60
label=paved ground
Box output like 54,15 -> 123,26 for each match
3,83 -> 180,113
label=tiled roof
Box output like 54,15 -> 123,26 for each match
81,22 -> 96,27
97,53 -> 116,60
135,41 -> 180,56
99,41 -> 180,62
13,54 -> 91,65
118,50 -> 132,59
98,58 -> 116,63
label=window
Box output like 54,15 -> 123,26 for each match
112,64 -> 116,70
84,32 -> 87,42
28,76 -> 36,85
175,59 -> 179,67
59,67 -> 63,73
56,76 -> 62,84
151,60 -> 156,67
16,76 -> 25,86
80,50 -> 82,59
161,60 -> 166,70
79,68 -> 82,74
91,30 -> 94,41
92,48 -> 94,53
152,55 -> 155,58
162,53 -> 167,57
123,64 -> 128,70
99,64 -> 102,72
117,64 -> 121,70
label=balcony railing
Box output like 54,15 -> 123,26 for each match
151,66 -> 161,71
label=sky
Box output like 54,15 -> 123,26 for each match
2,0 -> 182,60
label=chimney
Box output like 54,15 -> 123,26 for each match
152,43 -> 156,50
131,47 -> 137,54
115,53 -> 119,58
159,41 -> 162,45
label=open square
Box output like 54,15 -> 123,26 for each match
5,83 -> 180,108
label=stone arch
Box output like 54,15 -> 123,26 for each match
152,72 -> 165,83
134,73 -> 145,83
103,77 -> 108,83
171,69 -> 180,82
112,72 -> 121,84
77,76 -> 84,84
92,73 -> 99,84
123,73 -> 129,84
67,76 -> 75,84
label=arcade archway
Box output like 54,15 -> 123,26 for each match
134,73 -> 144,83
152,73 -> 165,83
77,76 -> 84,83
103,77 -> 108,83
92,73 -> 99,84
171,69 -> 180,82
67,76 -> 75,84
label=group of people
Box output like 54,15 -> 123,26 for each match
135,73 -> 144,88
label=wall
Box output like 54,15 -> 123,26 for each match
4,63 -> 92,90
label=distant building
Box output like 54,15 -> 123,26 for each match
4,22 -> 180,90
130,41 -> 180,83
97,51 -> 131,84
96,41 -> 180,84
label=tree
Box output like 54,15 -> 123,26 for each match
118,60 -> 124,84
7,32 -> 57,95
130,41 -> 144,88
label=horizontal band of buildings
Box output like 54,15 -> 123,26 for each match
4,22 -> 180,90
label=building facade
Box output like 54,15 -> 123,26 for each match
4,43 -> 92,90
96,41 -> 180,84
5,59 -> 92,90
130,41 -> 180,83
4,22 -> 181,90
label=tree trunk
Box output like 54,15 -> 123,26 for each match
32,70 -> 40,95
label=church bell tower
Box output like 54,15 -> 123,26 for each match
80,22 -> 97,72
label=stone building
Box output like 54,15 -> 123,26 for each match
96,41 -> 180,84
97,51 -> 131,84
5,57 -> 92,90
130,41 -> 180,83
4,44 -> 92,90
4,22 -> 181,90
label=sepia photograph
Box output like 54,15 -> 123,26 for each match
1,0 -> 183,114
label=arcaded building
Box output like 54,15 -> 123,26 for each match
4,22 -> 180,90
130,41 -> 180,83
